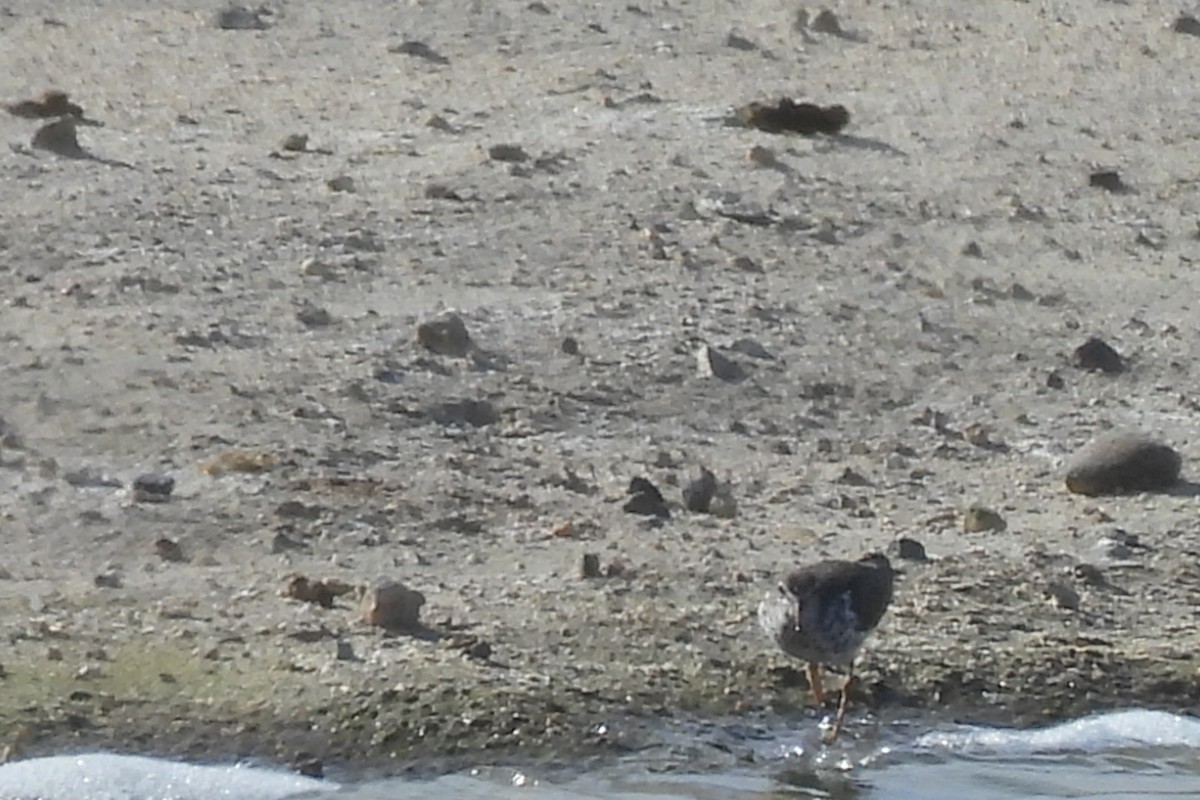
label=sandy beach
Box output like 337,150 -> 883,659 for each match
2,0 -> 1200,774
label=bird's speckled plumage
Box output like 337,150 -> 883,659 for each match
759,553 -> 894,666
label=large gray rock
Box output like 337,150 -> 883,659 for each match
1064,432 -> 1182,496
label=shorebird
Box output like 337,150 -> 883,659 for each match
759,553 -> 894,742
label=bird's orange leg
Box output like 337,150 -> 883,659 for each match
805,662 -> 826,706
823,666 -> 855,743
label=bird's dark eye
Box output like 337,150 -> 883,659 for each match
776,583 -> 789,598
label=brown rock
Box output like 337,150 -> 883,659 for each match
361,580 -> 426,630
201,449 -> 278,476
283,575 -> 356,609
1064,432 -> 1182,496
962,506 -> 1006,533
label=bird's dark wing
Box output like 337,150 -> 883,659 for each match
783,558 -> 894,632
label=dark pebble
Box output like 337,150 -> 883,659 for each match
682,466 -> 717,513
624,476 -> 670,518
1071,337 -> 1124,374
581,553 -> 602,579
890,537 -> 928,562
132,473 -> 174,502
1088,170 -> 1129,193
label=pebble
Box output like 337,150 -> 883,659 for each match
1094,538 -> 1133,561
697,345 -> 745,382
1089,170 -> 1129,193
464,640 -> 493,660
809,9 -> 847,36
1044,581 -> 1081,611
1072,563 -> 1107,588
280,133 -> 308,152
275,501 -> 325,520
94,571 -> 122,588
1173,14 -> 1200,36
153,538 -> 185,563
623,476 -> 670,518
581,553 -> 602,579
736,99 -> 850,135
1064,431 -> 1181,496
291,754 -> 324,779
271,531 -> 307,553
746,145 -> 781,170
488,144 -> 530,163
283,575 -> 355,609
682,466 -> 717,513
729,338 -> 775,360
326,175 -> 356,193
201,449 -> 277,476
961,423 -> 996,448
64,468 -> 123,488
962,506 -> 1006,533
296,304 -> 333,328
426,398 -> 498,427
708,485 -> 738,519
361,581 -> 426,630
724,31 -> 757,51
1071,336 -> 1124,374
417,312 -> 472,357
387,40 -> 450,65
132,473 -> 174,503
215,5 -> 270,30
890,537 -> 928,562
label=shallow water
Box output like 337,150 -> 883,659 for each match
2,710 -> 1198,799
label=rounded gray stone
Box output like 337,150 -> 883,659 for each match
1064,432 -> 1181,496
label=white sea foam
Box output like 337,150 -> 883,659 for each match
4,712 -> 1199,800
915,709 -> 1200,754
0,753 -> 336,800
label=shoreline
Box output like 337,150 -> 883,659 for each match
5,565 -> 1200,778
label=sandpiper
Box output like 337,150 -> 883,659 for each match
758,553 -> 894,741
